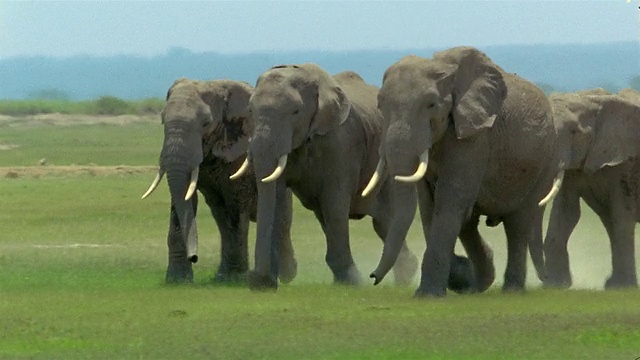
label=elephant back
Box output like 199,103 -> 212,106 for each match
332,71 -> 383,148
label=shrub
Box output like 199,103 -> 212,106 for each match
92,96 -> 132,115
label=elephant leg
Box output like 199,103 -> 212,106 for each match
544,184 -> 580,288
316,202 -> 360,285
599,208 -> 638,289
416,133 -> 489,297
458,213 -> 495,293
273,189 -> 298,284
208,202 -> 249,283
416,177 -> 478,293
371,216 -> 418,286
501,209 -> 536,292
166,203 -> 194,283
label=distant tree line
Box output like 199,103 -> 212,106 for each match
1,73 -> 639,116
0,42 -> 637,100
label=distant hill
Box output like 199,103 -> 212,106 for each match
1,42 -> 638,100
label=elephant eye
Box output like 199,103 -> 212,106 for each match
426,102 -> 436,109
291,109 -> 299,115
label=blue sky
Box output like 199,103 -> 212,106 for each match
0,1 -> 638,58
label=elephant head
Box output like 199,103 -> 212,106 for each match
365,47 -> 508,284
230,64 -> 351,285
550,90 -> 640,175
142,78 -> 253,262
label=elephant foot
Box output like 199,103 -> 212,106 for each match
165,261 -> 194,284
447,255 -> 476,294
543,275 -> 573,289
247,271 -> 278,291
604,275 -> 638,290
392,251 -> 419,286
279,257 -> 298,284
333,265 -> 362,286
501,283 -> 526,293
213,270 -> 247,284
414,286 -> 447,298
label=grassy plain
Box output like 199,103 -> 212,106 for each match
1,117 -> 639,359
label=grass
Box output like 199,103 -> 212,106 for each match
0,97 -> 164,116
1,117 -> 640,358
0,121 -> 162,166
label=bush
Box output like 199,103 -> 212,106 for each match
92,96 -> 132,115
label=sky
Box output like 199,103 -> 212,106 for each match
0,1 -> 638,59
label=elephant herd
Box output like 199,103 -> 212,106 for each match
141,46 -> 640,298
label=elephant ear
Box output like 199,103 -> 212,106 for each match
434,47 -> 506,140
583,95 -> 640,173
201,81 -> 254,163
299,63 -> 351,136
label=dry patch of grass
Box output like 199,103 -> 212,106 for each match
1,165 -> 157,179
0,113 -> 158,127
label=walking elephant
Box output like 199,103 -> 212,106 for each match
141,78 -> 297,283
364,47 -> 560,297
543,88 -> 640,289
231,64 -> 484,292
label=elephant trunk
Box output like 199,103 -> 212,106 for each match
369,120 -> 430,284
248,125 -> 292,280
370,182 -> 418,284
254,180 -> 277,276
160,121 -> 203,263
166,169 -> 199,263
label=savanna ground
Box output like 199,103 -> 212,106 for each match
1,114 -> 639,359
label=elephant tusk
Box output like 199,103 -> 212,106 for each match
394,149 -> 429,183
141,168 -> 165,199
538,170 -> 564,207
261,154 -> 288,183
184,167 -> 200,201
361,159 -> 386,197
229,157 -> 250,180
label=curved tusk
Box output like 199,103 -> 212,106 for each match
141,168 -> 165,199
229,157 -> 250,180
394,149 -> 429,183
184,167 -> 200,201
361,159 -> 386,197
538,170 -> 564,207
261,154 -> 288,183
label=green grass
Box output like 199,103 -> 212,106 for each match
0,121 -> 163,166
1,119 -> 640,358
0,97 -> 164,116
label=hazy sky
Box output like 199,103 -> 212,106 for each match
0,1 -> 638,58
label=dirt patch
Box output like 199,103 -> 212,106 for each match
0,113 -> 158,127
0,143 -> 19,150
1,165 -> 157,178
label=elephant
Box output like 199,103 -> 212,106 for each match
141,78 -> 297,283
363,46 -> 560,297
228,64 -> 428,291
543,88 -> 640,289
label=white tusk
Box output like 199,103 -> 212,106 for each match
394,149 -> 429,183
184,167 -> 200,201
261,154 -> 288,183
141,169 -> 165,199
229,157 -> 250,180
361,159 -> 386,197
538,170 -> 564,207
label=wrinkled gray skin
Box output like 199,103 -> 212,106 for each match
370,47 -> 559,297
147,78 -> 297,283
239,64 -> 429,291
543,88 -> 640,289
